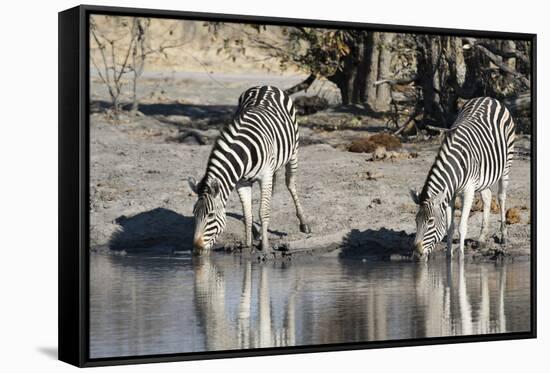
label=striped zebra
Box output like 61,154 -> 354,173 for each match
410,97 -> 516,259
188,85 -> 311,255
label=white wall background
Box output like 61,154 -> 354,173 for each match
0,0 -> 546,371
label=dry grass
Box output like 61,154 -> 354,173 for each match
506,208 -> 521,224
348,133 -> 401,153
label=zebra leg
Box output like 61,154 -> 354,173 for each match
458,185 -> 475,257
446,198 -> 456,258
479,189 -> 492,243
285,154 -> 311,234
253,172 -> 278,242
237,183 -> 253,250
498,177 -> 509,245
259,172 -> 274,252
272,171 -> 277,198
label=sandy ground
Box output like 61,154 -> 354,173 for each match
89,96 -> 532,261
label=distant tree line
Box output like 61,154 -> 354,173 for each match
212,25 -> 531,132
90,17 -> 532,133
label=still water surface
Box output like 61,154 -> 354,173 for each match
90,253 -> 530,358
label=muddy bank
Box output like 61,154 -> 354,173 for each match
90,106 -> 532,262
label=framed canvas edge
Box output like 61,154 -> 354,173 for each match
59,5 -> 87,368
57,4 -> 538,368
82,332 -> 536,368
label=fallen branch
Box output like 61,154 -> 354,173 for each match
465,38 -> 530,66
374,76 -> 417,87
168,129 -> 209,145
393,103 -> 422,136
285,74 -> 316,95
425,125 -> 449,133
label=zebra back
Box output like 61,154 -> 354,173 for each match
419,97 -> 516,203
203,86 -> 299,199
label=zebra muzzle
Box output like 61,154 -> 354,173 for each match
412,242 -> 426,261
193,236 -> 207,255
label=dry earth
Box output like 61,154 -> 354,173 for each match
90,106 -> 532,262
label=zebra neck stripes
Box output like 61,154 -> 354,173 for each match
419,138 -> 465,209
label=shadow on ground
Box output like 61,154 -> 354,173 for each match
339,228 -> 414,260
91,100 -> 236,120
109,207 -> 194,254
226,212 -> 288,238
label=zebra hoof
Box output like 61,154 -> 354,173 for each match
300,224 -> 311,234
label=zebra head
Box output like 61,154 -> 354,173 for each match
188,177 -> 227,255
410,189 -> 447,259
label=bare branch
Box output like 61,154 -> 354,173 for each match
425,125 -> 449,133
463,37 -> 531,88
284,74 -> 316,95
465,38 -> 530,65
373,76 -> 417,87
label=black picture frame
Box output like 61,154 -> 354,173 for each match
58,4 -> 537,367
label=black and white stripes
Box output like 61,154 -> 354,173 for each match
189,85 -> 310,254
411,97 -> 516,258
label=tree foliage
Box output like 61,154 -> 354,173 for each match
212,22 -> 531,131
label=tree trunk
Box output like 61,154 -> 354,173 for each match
365,32 -> 380,110
415,35 -> 454,127
327,31 -> 368,105
352,32 -> 368,103
373,33 -> 395,112
131,18 -> 148,113
503,40 -> 517,71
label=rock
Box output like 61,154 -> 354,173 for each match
365,170 -> 384,180
367,198 -> 382,209
293,95 -> 329,115
164,115 -> 191,125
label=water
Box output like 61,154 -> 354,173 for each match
89,253 -> 531,358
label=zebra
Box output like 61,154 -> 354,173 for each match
188,85 -> 311,255
410,97 -> 516,259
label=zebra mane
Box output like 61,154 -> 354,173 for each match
418,130 -> 457,205
195,175 -> 220,197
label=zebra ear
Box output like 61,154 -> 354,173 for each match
410,189 -> 420,205
208,179 -> 220,198
188,177 -> 198,194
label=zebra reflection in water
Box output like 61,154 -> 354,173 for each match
192,256 -> 510,351
193,256 -> 299,350
413,259 -> 508,337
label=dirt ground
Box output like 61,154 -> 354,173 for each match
89,74 -> 532,262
